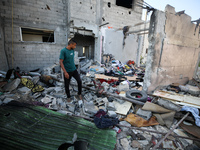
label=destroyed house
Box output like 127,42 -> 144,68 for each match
0,0 -> 143,71
1,0 -> 200,149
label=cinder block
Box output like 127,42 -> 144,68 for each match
136,108 -> 152,120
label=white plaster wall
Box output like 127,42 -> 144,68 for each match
102,28 -> 139,64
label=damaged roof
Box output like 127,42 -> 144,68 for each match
0,102 -> 116,150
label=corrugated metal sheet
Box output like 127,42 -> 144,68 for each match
0,102 -> 116,150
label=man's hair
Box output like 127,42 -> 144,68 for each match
68,38 -> 77,45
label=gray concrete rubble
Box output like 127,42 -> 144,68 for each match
0,59 -> 200,150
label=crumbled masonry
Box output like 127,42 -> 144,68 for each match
1,57 -> 200,149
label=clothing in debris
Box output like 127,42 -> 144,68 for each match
94,109 -> 119,129
181,106 -> 200,127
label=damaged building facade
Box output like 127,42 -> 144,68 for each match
0,0 -> 144,71
143,5 -> 200,93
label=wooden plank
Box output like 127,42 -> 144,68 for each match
153,90 -> 200,108
95,74 -> 137,81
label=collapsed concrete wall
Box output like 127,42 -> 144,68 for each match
143,5 -> 200,93
0,0 -> 68,71
101,27 -> 143,65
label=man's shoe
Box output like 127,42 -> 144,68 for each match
67,98 -> 72,103
78,95 -> 83,100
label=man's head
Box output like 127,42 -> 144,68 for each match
68,38 -> 77,49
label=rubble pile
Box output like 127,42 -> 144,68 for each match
0,58 -> 200,150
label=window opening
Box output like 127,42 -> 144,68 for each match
116,0 -> 134,9
21,27 -> 54,42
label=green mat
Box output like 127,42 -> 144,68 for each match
0,102 -> 116,150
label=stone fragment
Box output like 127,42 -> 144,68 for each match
108,111 -> 117,118
138,140 -> 149,146
53,87 -> 63,93
117,80 -> 129,92
66,103 -> 75,112
113,98 -> 125,104
136,108 -> 152,120
136,134 -> 146,140
3,78 -> 21,92
162,140 -> 176,149
84,101 -> 98,115
3,98 -> 14,104
157,98 -> 182,111
18,87 -> 31,94
179,85 -> 189,92
41,95 -> 56,104
32,76 -> 40,84
119,121 -> 131,132
107,102 -> 116,111
186,84 -> 200,95
117,131 -> 128,140
116,139 -> 123,150
32,92 -> 41,99
101,82 -> 109,91
142,133 -> 152,141
131,140 -> 142,148
120,138 -> 131,150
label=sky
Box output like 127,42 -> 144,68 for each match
142,0 -> 200,21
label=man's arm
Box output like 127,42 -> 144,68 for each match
60,59 -> 69,79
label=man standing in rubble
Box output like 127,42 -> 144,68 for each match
59,38 -> 82,102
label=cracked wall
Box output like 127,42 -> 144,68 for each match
143,5 -> 200,93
